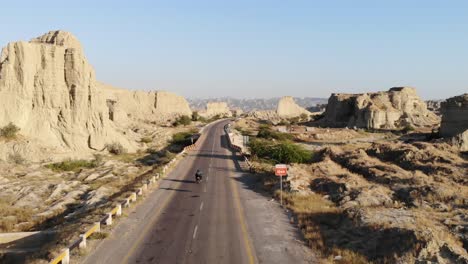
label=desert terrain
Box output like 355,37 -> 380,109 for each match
233,89 -> 467,263
0,30 -> 467,264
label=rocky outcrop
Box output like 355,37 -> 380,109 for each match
453,130 -> 468,152
0,31 -> 130,154
199,102 -> 231,118
321,87 -> 439,129
276,96 -> 310,118
100,84 -> 192,124
440,94 -> 468,137
426,100 -> 443,115
0,30 -> 191,161
440,94 -> 468,151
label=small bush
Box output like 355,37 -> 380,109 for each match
192,111 -> 199,121
289,117 -> 301,125
0,123 -> 20,139
173,115 -> 192,126
249,138 -> 313,164
171,131 -> 194,146
88,231 -> 109,240
46,159 -> 97,172
106,142 -> 126,155
140,136 -> 153,143
8,152 -> 26,165
402,124 -> 415,133
91,154 -> 104,167
257,127 -> 293,141
300,113 -> 309,121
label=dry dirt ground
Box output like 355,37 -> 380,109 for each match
0,122 -> 201,263
237,117 -> 468,264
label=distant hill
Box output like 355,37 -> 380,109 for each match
188,97 -> 328,112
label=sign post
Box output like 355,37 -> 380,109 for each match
275,164 -> 288,206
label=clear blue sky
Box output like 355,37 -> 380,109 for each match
1,0 -> 467,99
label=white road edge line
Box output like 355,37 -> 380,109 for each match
193,225 -> 198,239
200,202 -> 204,211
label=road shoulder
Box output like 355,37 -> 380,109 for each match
229,153 -> 318,264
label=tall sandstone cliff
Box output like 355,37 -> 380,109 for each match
276,96 -> 310,118
322,87 -> 439,129
0,30 -> 191,161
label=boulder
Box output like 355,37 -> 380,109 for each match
321,87 -> 439,129
276,96 -> 310,118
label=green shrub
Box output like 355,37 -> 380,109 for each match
249,138 -> 312,164
192,111 -> 199,121
300,113 -> 309,121
289,117 -> 301,125
140,136 -> 153,143
0,123 -> 20,139
257,127 -> 293,141
173,115 -> 192,126
46,159 -> 97,172
106,142 -> 126,155
171,131 -> 193,146
402,124 -> 415,133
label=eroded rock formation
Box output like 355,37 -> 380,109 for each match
100,84 -> 192,124
0,30 -> 191,161
276,96 -> 310,118
322,87 -> 439,129
440,94 -> 468,151
199,102 -> 231,118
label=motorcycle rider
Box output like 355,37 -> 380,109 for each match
195,169 -> 203,182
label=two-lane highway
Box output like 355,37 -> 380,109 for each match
124,120 -> 254,263
83,120 -> 315,264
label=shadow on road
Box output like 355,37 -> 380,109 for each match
159,187 -> 192,193
164,178 -> 197,184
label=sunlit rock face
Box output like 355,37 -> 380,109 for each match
322,87 -> 439,129
276,96 -> 310,118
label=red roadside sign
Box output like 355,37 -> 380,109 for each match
275,164 -> 287,176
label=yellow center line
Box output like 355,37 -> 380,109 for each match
229,161 -> 256,264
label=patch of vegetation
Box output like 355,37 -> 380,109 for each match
106,142 -> 126,155
402,124 -> 415,133
173,115 -> 192,126
192,111 -> 199,121
257,126 -> 294,141
171,129 -> 198,146
45,158 -> 99,172
300,113 -> 309,121
8,152 -> 26,165
249,138 -> 313,164
140,136 -> 153,143
310,113 -> 325,121
159,150 -> 176,164
88,231 -> 109,240
0,198 -> 34,232
0,122 -> 20,139
289,116 -> 301,125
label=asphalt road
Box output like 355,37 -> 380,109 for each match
83,120 -> 315,264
